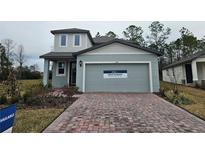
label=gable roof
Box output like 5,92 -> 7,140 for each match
93,36 -> 114,44
163,50 -> 205,69
72,39 -> 161,56
50,28 -> 95,45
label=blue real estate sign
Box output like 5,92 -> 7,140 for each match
0,104 -> 16,133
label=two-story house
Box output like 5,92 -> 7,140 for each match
40,28 -> 161,93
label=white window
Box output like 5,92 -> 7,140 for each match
56,62 -> 65,76
60,34 -> 67,47
73,34 -> 81,47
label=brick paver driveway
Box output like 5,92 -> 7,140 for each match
44,93 -> 205,133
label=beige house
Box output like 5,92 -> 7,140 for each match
162,51 -> 205,87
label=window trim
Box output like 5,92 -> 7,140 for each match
73,34 -> 81,47
56,61 -> 66,76
59,34 -> 68,47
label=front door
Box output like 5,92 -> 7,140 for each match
185,64 -> 193,83
69,61 -> 76,86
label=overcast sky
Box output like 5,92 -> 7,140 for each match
1,21 -> 205,71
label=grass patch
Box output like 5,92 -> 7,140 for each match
0,79 -> 42,96
161,81 -> 205,120
1,79 -> 76,133
13,108 -> 64,133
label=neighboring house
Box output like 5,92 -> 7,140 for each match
40,28 -> 161,93
162,51 -> 205,87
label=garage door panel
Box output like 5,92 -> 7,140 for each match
85,63 -> 150,92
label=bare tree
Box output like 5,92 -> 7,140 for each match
1,39 -> 16,63
14,45 -> 26,79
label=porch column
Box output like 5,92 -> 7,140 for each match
67,62 -> 70,86
43,59 -> 49,87
191,60 -> 198,82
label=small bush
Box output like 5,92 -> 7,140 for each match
48,82 -> 52,88
0,95 -> 8,104
178,95 -> 192,105
159,88 -> 166,97
171,95 -> 192,105
25,96 -> 42,106
165,90 -> 192,105
9,96 -> 20,104
73,86 -> 79,93
62,86 -> 79,99
23,90 -> 32,103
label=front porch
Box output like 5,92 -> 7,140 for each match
40,52 -> 76,88
185,57 -> 205,87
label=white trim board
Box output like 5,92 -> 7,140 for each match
82,61 -> 153,93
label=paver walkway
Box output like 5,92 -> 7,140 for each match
44,93 -> 205,133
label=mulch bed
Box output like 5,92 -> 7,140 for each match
1,87 -> 81,110
17,97 -> 78,110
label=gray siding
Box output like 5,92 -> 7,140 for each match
52,61 -> 69,88
76,54 -> 160,92
54,33 -> 92,52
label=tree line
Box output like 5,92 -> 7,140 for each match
1,22 -> 204,81
0,39 -> 41,81
96,21 -> 205,79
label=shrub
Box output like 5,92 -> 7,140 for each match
0,95 -> 8,104
178,95 -> 192,105
23,90 -> 32,103
48,82 -> 52,88
165,90 -> 192,105
62,86 -> 79,99
4,70 -> 20,98
9,96 -> 20,104
159,88 -> 166,97
70,86 -> 79,93
171,94 -> 192,105
25,96 -> 42,106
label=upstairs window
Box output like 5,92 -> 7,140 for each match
74,34 -> 81,47
57,62 -> 65,76
60,34 -> 67,47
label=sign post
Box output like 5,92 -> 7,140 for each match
0,104 -> 16,133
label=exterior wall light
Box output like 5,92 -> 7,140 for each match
79,60 -> 83,67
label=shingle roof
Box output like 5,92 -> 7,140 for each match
93,36 -> 115,44
50,28 -> 95,45
50,28 -> 89,34
39,52 -> 75,60
163,50 -> 205,69
73,39 -> 161,56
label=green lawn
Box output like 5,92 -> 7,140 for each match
161,81 -> 205,120
0,79 -> 64,133
0,79 -> 42,96
13,108 -> 64,133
